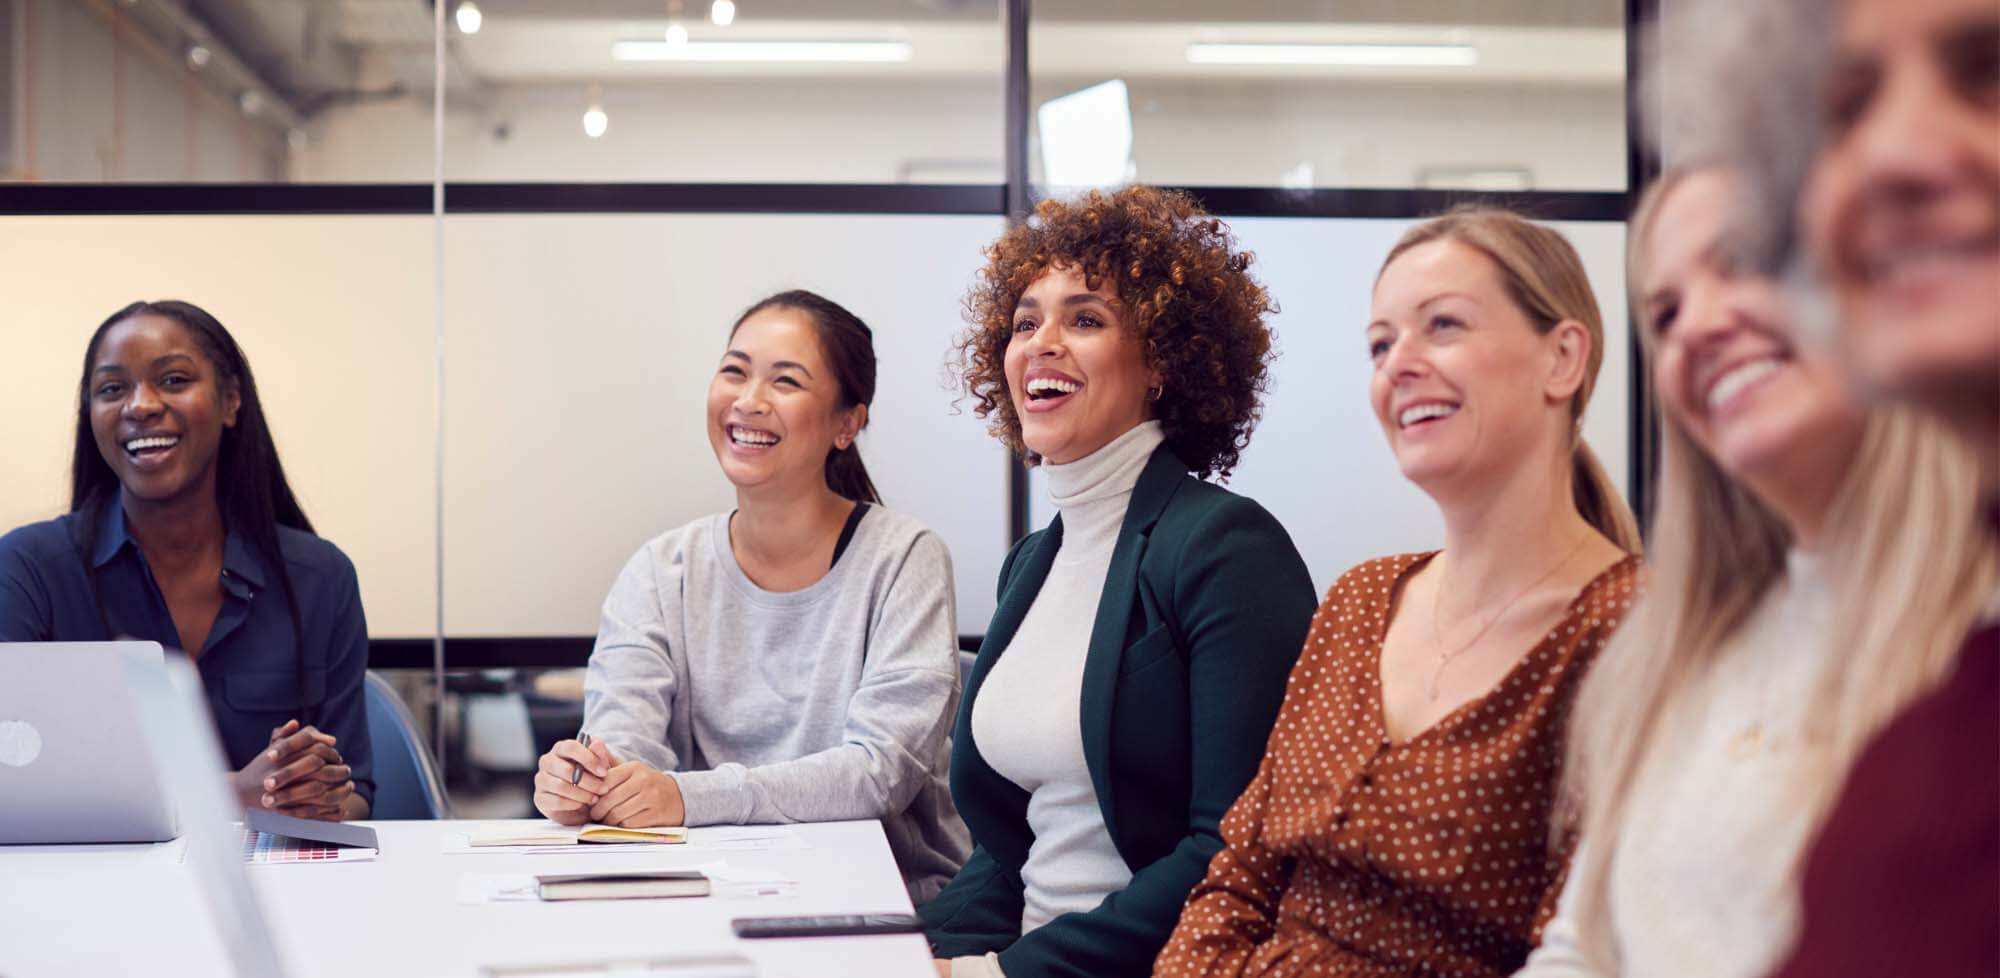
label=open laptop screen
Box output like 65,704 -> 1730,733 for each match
124,649 -> 292,978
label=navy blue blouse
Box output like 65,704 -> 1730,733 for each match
0,497 -> 374,806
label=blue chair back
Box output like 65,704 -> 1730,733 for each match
363,671 -> 448,820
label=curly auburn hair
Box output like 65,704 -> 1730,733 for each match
955,185 -> 1277,480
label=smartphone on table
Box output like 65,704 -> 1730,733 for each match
730,913 -> 926,939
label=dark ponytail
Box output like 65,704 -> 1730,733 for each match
730,290 -> 883,505
70,300 -> 321,724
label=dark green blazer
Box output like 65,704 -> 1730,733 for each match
922,444 -> 1317,977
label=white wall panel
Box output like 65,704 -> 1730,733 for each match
0,216 -> 438,634
0,213 -> 1629,642
1030,218 -> 1631,598
439,213 -> 1010,636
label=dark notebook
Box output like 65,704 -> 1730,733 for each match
245,808 -> 380,850
535,870 -> 712,901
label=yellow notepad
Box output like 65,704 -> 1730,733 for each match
470,823 -> 688,847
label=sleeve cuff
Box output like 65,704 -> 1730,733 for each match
667,766 -> 746,826
950,953 -> 1006,978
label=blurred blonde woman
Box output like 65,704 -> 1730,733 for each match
1517,165 -> 1997,977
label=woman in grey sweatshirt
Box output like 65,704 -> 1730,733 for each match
531,290 -> 969,902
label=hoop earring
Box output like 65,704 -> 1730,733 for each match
1146,385 -> 1164,403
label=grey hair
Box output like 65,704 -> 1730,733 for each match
1638,0 -> 1835,276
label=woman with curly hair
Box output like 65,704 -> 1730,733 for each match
1152,207 -> 1642,977
920,185 -> 1319,978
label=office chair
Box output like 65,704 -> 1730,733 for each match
363,671 -> 450,819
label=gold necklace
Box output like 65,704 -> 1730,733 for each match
1428,532 -> 1591,701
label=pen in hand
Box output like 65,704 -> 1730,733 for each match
570,732 -> 591,786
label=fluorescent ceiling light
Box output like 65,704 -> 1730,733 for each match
613,40 -> 912,63
1186,43 -> 1477,66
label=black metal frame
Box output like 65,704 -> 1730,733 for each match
1626,0 -> 1664,532
1004,0 -> 1035,546
4,0 -> 1657,669
370,634 -> 986,670
0,182 -> 1008,215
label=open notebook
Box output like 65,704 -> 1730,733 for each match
470,823 -> 689,847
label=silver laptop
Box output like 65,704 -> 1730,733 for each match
0,641 -> 177,844
122,648 -> 291,978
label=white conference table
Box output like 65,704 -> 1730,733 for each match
0,819 -> 936,978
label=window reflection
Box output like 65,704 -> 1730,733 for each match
1029,0 -> 1627,191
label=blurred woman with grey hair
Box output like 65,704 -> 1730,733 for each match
1765,0 -> 2000,974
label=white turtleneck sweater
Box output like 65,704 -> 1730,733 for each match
1521,550 -> 1837,978
970,421 -> 1165,941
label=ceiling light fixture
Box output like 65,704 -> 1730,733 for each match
185,43 -> 212,70
582,87 -> 608,139
613,40 -> 912,63
238,90 -> 264,116
709,0 -> 736,27
454,1 -> 482,35
1185,42 -> 1477,67
665,22 -> 690,46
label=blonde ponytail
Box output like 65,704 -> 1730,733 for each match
1573,442 -> 1642,553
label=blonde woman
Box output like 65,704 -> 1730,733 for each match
1153,207 -> 1641,978
1516,166 -> 1996,977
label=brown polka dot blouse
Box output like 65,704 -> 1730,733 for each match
1153,551 -> 1642,978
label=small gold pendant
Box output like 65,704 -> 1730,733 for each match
1727,726 -> 1763,761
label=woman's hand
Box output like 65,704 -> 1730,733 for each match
588,761 -> 686,828
234,720 -> 357,821
533,737 -> 615,825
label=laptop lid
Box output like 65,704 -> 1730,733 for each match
123,649 -> 292,978
0,642 -> 177,844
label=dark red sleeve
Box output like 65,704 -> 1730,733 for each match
1766,623 -> 1999,978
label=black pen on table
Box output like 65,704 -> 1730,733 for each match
570,731 -> 591,785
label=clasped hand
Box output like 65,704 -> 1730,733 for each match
532,738 -> 686,828
233,719 -> 357,821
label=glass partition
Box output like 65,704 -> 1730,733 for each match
1028,216 -> 1633,595
0,0 -> 1642,818
1028,0 -> 1627,191
431,0 -> 1005,183
3,0 -> 442,182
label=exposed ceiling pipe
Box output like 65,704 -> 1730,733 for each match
114,0 -> 305,131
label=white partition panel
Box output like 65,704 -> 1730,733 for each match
1030,218 -> 1631,597
0,216 -> 439,635
0,212 -> 1623,642
440,214 -> 1011,637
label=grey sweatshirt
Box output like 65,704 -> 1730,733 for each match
581,505 -> 970,902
